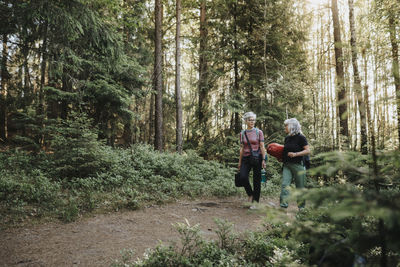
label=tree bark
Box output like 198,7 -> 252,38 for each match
47,55 -> 59,120
149,93 -> 154,145
388,13 -> 400,146
154,0 -> 163,151
60,68 -> 70,120
175,0 -> 183,153
348,0 -> 368,154
22,25 -> 32,110
38,21 -> 48,117
35,18 -> 49,149
327,11 -> 336,149
198,0 -> 209,140
0,34 -> 8,142
362,49 -> 371,153
331,0 -> 348,149
233,2 -> 240,134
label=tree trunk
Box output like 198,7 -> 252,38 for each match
38,21 -> 48,117
122,122 -> 133,146
362,49 -> 371,153
149,93 -> 154,145
175,0 -> 183,153
198,0 -> 209,141
37,19 -> 49,148
47,55 -> 59,120
60,69 -> 70,120
233,2 -> 240,134
234,59 -> 240,133
348,0 -> 368,154
331,0 -> 348,149
0,34 -> 8,142
327,11 -> 336,149
388,13 -> 400,146
22,25 -> 32,110
154,0 -> 163,151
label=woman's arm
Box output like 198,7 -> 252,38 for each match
260,141 -> 266,168
288,145 -> 310,158
238,144 -> 244,170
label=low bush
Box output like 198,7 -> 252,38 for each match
0,140 -> 246,226
112,219 -> 307,267
111,150 -> 400,266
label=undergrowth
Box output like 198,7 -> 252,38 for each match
0,144 -> 247,225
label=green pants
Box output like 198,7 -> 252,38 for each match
280,162 -> 306,208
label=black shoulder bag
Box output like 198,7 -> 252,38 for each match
244,131 -> 261,167
234,172 -> 242,187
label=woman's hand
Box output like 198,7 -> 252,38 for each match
288,152 -> 297,158
262,160 -> 266,169
237,162 -> 241,171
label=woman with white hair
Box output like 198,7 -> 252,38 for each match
238,112 -> 266,207
280,118 -> 310,209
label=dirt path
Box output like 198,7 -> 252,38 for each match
0,196 -> 295,267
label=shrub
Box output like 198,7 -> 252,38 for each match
113,219 -> 306,266
0,169 -> 60,208
47,113 -> 119,180
1,138 -> 244,224
291,150 -> 400,266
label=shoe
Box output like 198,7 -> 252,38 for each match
249,205 -> 258,210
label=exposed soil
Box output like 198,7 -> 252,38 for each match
0,196 -> 296,267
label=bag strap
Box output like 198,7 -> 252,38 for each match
244,131 -> 255,154
243,128 -> 261,153
242,128 -> 260,142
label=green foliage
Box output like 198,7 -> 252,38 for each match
47,112 -> 118,180
113,219 -> 307,267
0,168 -> 60,208
308,151 -> 370,184
111,149 -> 400,266
242,229 -> 307,267
127,145 -> 239,200
291,150 -> 400,265
4,0 -> 148,147
196,135 -> 240,165
213,219 -> 236,251
175,219 -> 204,257
59,197 -> 80,223
0,128 -> 241,225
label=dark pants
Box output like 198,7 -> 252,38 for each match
240,155 -> 262,202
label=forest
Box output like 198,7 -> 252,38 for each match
1,0 -> 400,266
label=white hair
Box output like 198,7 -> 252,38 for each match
284,118 -> 302,136
243,112 -> 256,121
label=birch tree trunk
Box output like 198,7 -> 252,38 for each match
331,0 -> 348,149
388,13 -> 400,146
348,0 -> 368,154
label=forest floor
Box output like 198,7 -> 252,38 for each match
0,196 -> 298,267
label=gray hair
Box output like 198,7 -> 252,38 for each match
284,118 -> 302,136
243,112 -> 256,121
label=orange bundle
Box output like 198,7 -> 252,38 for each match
267,143 -> 284,162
